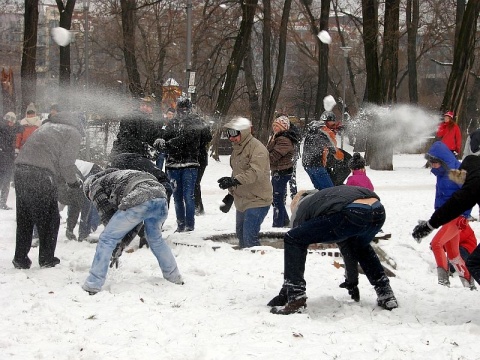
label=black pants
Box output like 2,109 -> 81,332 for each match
466,244 -> 480,284
194,161 -> 207,212
0,154 -> 14,206
14,165 -> 60,265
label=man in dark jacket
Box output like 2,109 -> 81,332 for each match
269,186 -> 398,314
163,97 -> 205,232
194,117 -> 212,215
110,96 -> 161,160
0,112 -> 22,210
81,168 -> 183,294
13,112 -> 83,269
413,155 -> 480,285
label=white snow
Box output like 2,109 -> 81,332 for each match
2,148 -> 480,359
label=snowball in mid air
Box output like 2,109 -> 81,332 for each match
51,27 -> 73,47
318,30 -> 332,44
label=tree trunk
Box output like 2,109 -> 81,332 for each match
406,0 -> 419,104
120,0 -> 143,97
261,0 -> 271,125
441,0 -> 480,121
213,0 -> 257,117
257,0 -> 292,144
244,45 -> 261,126
361,0 -> 381,104
21,0 -> 39,113
56,0 -> 76,89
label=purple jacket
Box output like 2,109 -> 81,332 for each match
346,170 -> 374,191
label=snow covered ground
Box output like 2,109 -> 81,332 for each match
2,149 -> 480,360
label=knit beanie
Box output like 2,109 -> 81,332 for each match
4,112 -> 16,122
273,115 -> 290,131
349,152 -> 366,170
26,103 -> 37,114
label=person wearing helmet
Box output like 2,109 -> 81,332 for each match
302,111 -> 344,190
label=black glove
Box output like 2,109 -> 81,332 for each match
220,194 -> 234,213
218,177 -> 241,190
110,242 -> 125,269
339,281 -> 360,302
412,220 -> 434,243
67,180 -> 83,189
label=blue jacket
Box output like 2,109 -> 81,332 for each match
426,141 -> 470,217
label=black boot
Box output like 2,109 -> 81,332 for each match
270,281 -> 307,315
267,287 -> 288,307
374,282 -> 398,310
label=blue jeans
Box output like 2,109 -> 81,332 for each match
167,168 -> 198,231
156,152 -> 166,171
272,173 -> 291,227
283,203 -> 386,298
304,166 -> 334,190
84,198 -> 181,291
236,206 -> 269,248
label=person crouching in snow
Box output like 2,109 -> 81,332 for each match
81,168 -> 183,294
268,186 -> 398,315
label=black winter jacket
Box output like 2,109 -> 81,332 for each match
163,112 -> 207,169
429,155 -> 480,228
110,111 -> 161,159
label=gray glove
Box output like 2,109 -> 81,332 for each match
154,138 -> 166,149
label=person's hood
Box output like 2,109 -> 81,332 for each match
425,141 -> 459,170
48,111 -> 85,136
449,155 -> 480,185
20,116 -> 42,127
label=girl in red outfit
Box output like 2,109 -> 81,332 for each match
436,111 -> 462,156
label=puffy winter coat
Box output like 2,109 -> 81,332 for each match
346,170 -> 374,190
229,128 -> 273,212
436,121 -> 461,154
302,121 -> 344,168
84,168 -> 167,225
267,130 -> 298,174
15,112 -> 83,185
110,111 -> 161,159
16,116 -> 42,150
426,141 -> 470,219
0,120 -> 22,162
163,112 -> 206,169
428,155 -> 480,228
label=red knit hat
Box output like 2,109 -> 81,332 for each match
444,111 -> 454,119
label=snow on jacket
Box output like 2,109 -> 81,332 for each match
428,155 -> 480,229
110,111 -> 161,159
267,130 -> 298,174
109,152 -> 172,197
84,168 -> 166,225
436,121 -> 462,154
229,128 -> 273,212
426,141 -> 470,219
163,112 -> 205,169
15,115 -> 42,150
346,170 -> 374,191
302,121 -> 344,168
15,112 -> 83,184
291,185 -> 380,228
463,128 -> 480,158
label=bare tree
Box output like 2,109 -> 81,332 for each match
55,0 -> 76,88
21,0 -> 39,112
406,0 -> 419,103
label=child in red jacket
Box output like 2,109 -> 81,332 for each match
437,111 -> 462,156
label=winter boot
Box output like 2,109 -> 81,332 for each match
40,257 -> 60,268
267,287 -> 288,307
437,267 -> 450,287
270,296 -> 307,315
66,229 -> 77,241
339,281 -> 360,302
460,276 -> 477,290
270,281 -> 307,315
374,283 -> 398,310
12,256 -> 32,269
